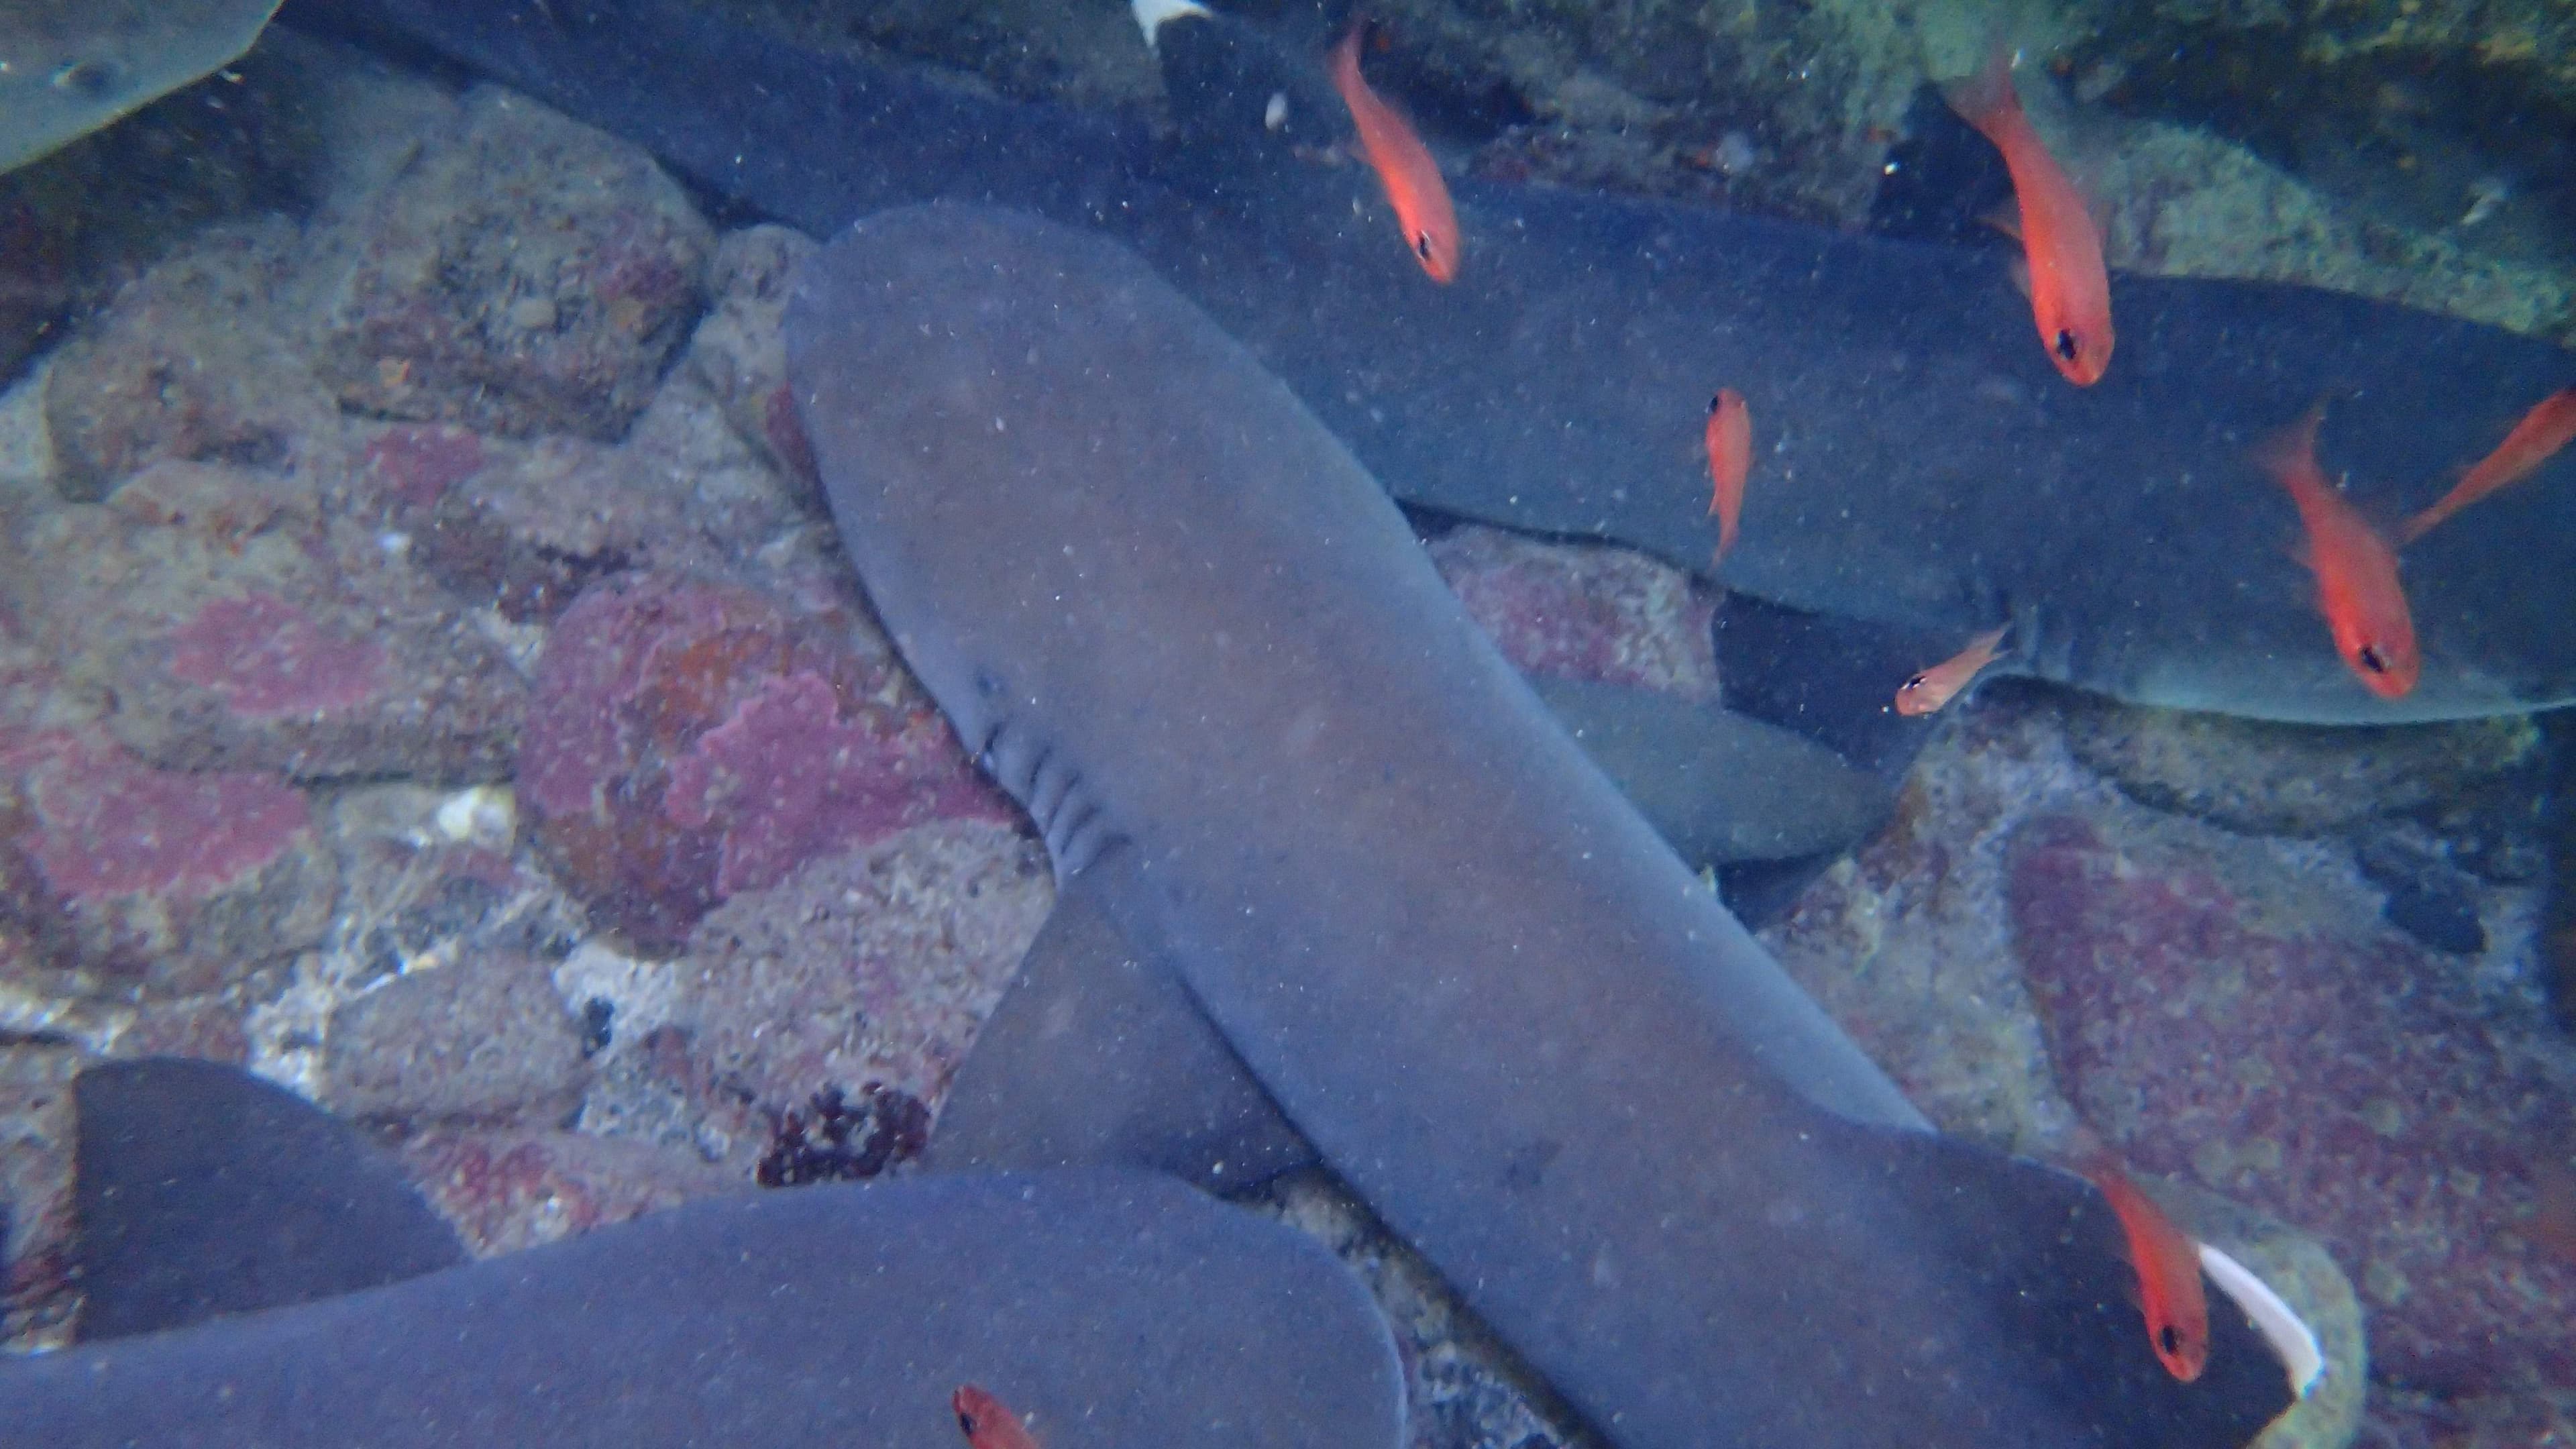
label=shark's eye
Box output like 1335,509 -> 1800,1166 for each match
2358,645 -> 2388,674
2054,329 -> 2080,362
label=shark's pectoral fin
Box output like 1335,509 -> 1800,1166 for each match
1705,594 -> 1978,922
1534,675 -> 1893,871
71,1057 -> 467,1342
931,855 -> 1320,1192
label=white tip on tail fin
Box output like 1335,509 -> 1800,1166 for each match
2199,1241 -> 2326,1399
1132,0 -> 1212,49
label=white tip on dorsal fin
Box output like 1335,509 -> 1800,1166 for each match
1132,0 -> 1213,50
2199,1241 -> 2326,1399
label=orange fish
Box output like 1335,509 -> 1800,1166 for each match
2079,1157 -> 2210,1383
952,1385 -> 1040,1449
1705,388 -> 1751,559
1945,48 -> 2112,386
1893,625 -> 2010,716
2254,405 -> 2420,699
2399,386 -> 2576,544
1329,21 -> 1461,284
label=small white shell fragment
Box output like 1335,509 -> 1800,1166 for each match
2200,1241 -> 2326,1399
433,784 -> 517,853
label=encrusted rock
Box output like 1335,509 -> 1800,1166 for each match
40,219 -> 339,501
315,87 -> 712,441
0,1041 -> 82,1351
0,732 -> 334,994
519,572 -> 1014,952
660,820 -> 1051,1170
2008,809 -> 2576,1394
323,951 -> 590,1127
1429,524 -> 1721,701
398,1126 -> 740,1257
6,459 -> 526,782
685,225 -> 823,500
2059,693 -> 2542,837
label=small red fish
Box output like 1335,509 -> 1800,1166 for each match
2254,405 -> 2420,699
952,1385 -> 1040,1449
1945,48 -> 2112,386
2080,1157 -> 2210,1383
2399,386 -> 2576,544
1705,388 -> 1751,560
1893,625 -> 2010,716
1329,21 -> 1461,284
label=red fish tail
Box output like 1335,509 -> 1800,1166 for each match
2251,403 -> 2328,494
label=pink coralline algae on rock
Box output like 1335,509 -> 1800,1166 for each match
2006,812 -> 2576,1395
521,572 -> 1014,951
0,731 -> 335,991
400,1127 -> 739,1257
167,594 -> 388,718
1429,525 -> 1720,700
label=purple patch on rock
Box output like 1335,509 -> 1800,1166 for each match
1429,525 -> 1720,700
0,733 -> 311,900
663,670 -> 996,896
362,425 -> 488,510
519,572 -> 1014,950
2006,812 -> 2576,1394
166,593 -> 388,718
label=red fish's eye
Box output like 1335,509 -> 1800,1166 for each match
2054,329 -> 2080,362
1899,674 -> 1927,693
1709,392 -> 1723,414
2358,645 -> 2388,674
2159,1324 -> 2183,1354
1415,231 -> 1434,261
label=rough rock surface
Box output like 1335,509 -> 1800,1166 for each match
323,951 -> 590,1127
684,225 -> 824,500
1430,524 -> 1721,701
519,571 -> 1015,953
5,460 -> 527,782
0,731 -> 334,995
315,87 -> 712,443
40,220 -> 339,502
558,821 -> 1051,1176
2059,694 -> 2542,838
0,1042 -> 81,1350
2009,808 -> 2576,1395
398,1126 -> 741,1257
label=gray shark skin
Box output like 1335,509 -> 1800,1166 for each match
0,1061 -> 1404,1449
70,1057 -> 468,1341
299,0 -> 2576,723
786,202 -> 2295,1448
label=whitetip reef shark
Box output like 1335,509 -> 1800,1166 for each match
784,200 -> 2314,1447
296,0 -> 2576,726
0,1059 -> 1406,1448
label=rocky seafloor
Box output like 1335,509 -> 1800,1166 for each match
0,9 -> 2571,1449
